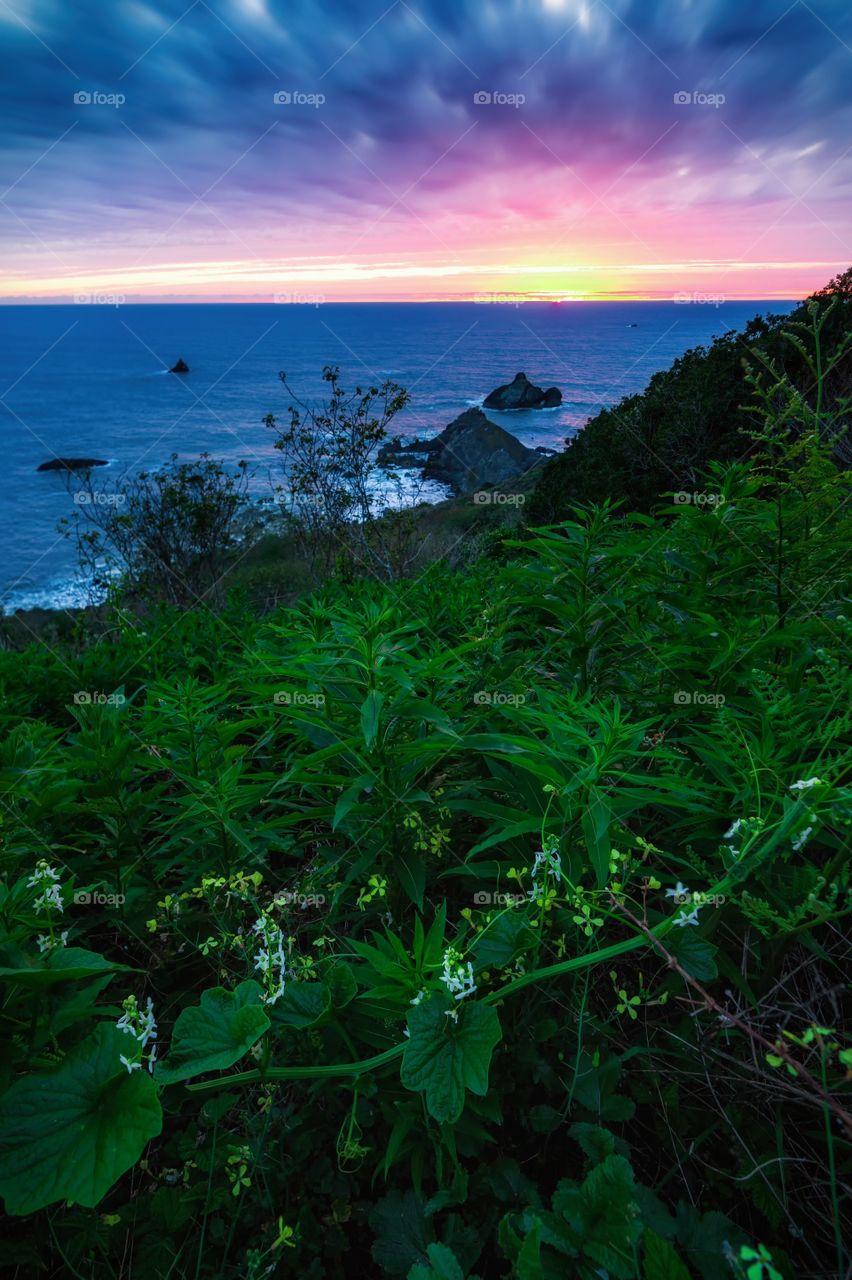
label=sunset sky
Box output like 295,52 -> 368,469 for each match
1,0 -> 851,302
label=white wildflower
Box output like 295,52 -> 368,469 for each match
409,990 -> 426,1006
252,914 -> 290,1005
673,907 -> 701,928
665,881 -> 690,901
36,930 -> 68,952
28,861 -> 64,915
789,778 -> 822,791
440,947 -> 477,1002
116,995 -> 157,1073
724,819 -> 743,841
792,824 -> 815,853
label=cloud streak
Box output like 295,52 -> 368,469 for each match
1,0 -> 850,299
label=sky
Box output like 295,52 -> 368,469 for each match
1,0 -> 851,303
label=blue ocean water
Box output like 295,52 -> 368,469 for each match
0,299 -> 796,610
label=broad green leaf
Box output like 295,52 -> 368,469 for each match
401,997 -> 501,1123
0,947 -> 129,989
408,1242 -> 465,1280
644,1230 -> 691,1280
272,980 -> 332,1029
371,1189 -> 432,1275
567,1122 -> 617,1164
156,981 -> 269,1084
324,962 -> 358,1009
0,1023 -> 162,1215
668,931 -> 718,981
555,1155 -> 642,1279
471,911 -> 536,968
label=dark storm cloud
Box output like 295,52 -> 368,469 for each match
0,0 -> 850,237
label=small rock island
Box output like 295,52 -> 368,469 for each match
36,457 -> 108,473
483,371 -> 562,410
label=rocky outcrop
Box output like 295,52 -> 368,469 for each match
483,371 -> 561,410
37,457 -> 108,473
170,358 -> 190,373
419,408 -> 546,493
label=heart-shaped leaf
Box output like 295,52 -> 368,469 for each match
401,996 -> 501,1123
271,981 -> 332,1029
156,981 -> 269,1084
0,1023 -> 162,1215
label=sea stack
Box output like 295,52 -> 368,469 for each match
483,371 -> 562,410
170,358 -> 190,373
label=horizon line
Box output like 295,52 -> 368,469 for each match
0,292 -> 802,306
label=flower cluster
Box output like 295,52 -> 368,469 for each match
440,946 -> 476,1002
27,861 -> 64,915
36,931 -> 69,952
666,882 -> 703,927
252,914 -> 290,1005
528,839 -> 562,906
116,995 -> 158,1074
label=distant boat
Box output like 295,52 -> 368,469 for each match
627,322 -> 638,327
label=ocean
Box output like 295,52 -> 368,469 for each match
0,299 -> 796,611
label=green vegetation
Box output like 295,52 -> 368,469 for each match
0,293 -> 849,1279
529,269 -> 852,522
